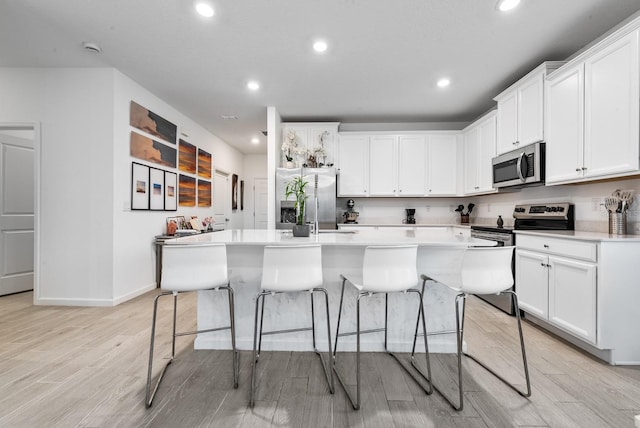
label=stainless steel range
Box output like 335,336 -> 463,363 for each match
471,202 -> 574,315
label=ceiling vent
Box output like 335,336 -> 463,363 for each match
82,41 -> 102,53
221,115 -> 238,120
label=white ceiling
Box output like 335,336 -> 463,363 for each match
2,0 -> 640,155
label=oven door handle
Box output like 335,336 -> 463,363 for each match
516,152 -> 526,182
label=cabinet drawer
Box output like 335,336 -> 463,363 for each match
516,235 -> 597,262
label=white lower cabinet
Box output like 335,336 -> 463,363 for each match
548,255 -> 597,343
516,236 -> 597,344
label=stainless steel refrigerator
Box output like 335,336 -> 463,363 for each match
276,167 -> 337,230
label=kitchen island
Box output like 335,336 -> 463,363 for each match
167,228 -> 495,353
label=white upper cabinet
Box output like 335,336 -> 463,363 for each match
369,135 -> 398,196
398,135 -> 427,196
583,29 -> 639,178
337,135 -> 369,196
463,111 -> 497,195
337,132 -> 459,197
495,62 -> 564,155
546,28 -> 640,184
426,134 -> 458,196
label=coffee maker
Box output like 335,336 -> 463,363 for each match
405,208 -> 416,224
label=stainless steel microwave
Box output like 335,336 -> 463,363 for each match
492,142 -> 545,189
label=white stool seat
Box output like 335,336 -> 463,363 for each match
341,245 -> 420,293
425,246 -> 514,295
261,245 -> 324,292
161,243 -> 229,292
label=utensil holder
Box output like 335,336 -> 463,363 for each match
460,214 -> 470,224
608,212 -> 627,235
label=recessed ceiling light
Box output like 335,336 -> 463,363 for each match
437,78 -> 451,88
195,2 -> 214,17
251,137 -> 260,144
496,0 -> 520,12
247,81 -> 260,91
313,40 -> 328,53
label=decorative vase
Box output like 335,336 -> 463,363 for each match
460,214 -> 470,224
285,160 -> 295,169
292,224 -> 310,237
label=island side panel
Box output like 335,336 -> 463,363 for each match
195,244 -> 461,353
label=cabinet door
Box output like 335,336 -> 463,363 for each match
515,249 -> 549,318
548,256 -> 597,344
369,136 -> 397,196
583,29 -> 640,179
398,135 -> 426,196
545,64 -> 585,184
463,127 -> 480,194
427,134 -> 458,196
517,73 -> 545,146
337,135 -> 369,196
477,115 -> 497,192
496,90 -> 518,154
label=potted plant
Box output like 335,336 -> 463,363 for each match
282,130 -> 299,168
285,175 -> 310,237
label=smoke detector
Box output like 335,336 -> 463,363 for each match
82,41 -> 102,53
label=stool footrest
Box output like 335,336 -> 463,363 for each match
175,325 -> 231,337
261,326 -> 312,336
337,327 -> 385,338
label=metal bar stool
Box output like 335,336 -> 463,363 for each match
333,245 -> 433,410
249,244 -> 333,407
411,246 -> 531,411
145,243 -> 238,408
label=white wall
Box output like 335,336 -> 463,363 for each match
0,68 -> 116,305
112,70 -> 245,303
0,67 -> 246,306
242,154 -> 268,228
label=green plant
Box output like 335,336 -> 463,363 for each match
285,175 -> 309,225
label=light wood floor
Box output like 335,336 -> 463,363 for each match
1,290 -> 639,427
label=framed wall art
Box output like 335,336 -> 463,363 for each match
179,139 -> 197,173
198,149 -> 212,179
130,101 -> 177,144
164,171 -> 177,211
179,174 -> 196,207
131,162 -> 150,210
198,179 -> 211,207
231,173 -> 238,210
130,131 -> 177,168
240,180 -> 244,211
149,167 -> 165,210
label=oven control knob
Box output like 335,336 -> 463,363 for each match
558,207 -> 565,212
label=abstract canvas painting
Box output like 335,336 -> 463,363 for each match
232,174 -> 238,210
198,180 -> 211,207
179,139 -> 197,174
178,174 -> 196,207
198,149 -> 212,179
130,131 -> 176,168
130,101 -> 177,144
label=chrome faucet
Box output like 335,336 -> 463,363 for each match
314,174 -> 319,235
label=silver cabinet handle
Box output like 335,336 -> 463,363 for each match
543,244 -> 549,248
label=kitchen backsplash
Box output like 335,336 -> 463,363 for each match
338,176 -> 640,234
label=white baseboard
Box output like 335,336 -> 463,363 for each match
35,282 -> 156,307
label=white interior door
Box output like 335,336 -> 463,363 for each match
213,170 -> 229,229
253,177 -> 268,229
0,129 -> 35,296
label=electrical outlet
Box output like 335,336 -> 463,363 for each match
487,203 -> 491,212
634,223 -> 640,234
592,197 -> 602,212
425,205 -> 430,212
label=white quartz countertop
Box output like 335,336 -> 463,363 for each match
168,228 -> 494,247
514,229 -> 640,242
338,223 -> 469,228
